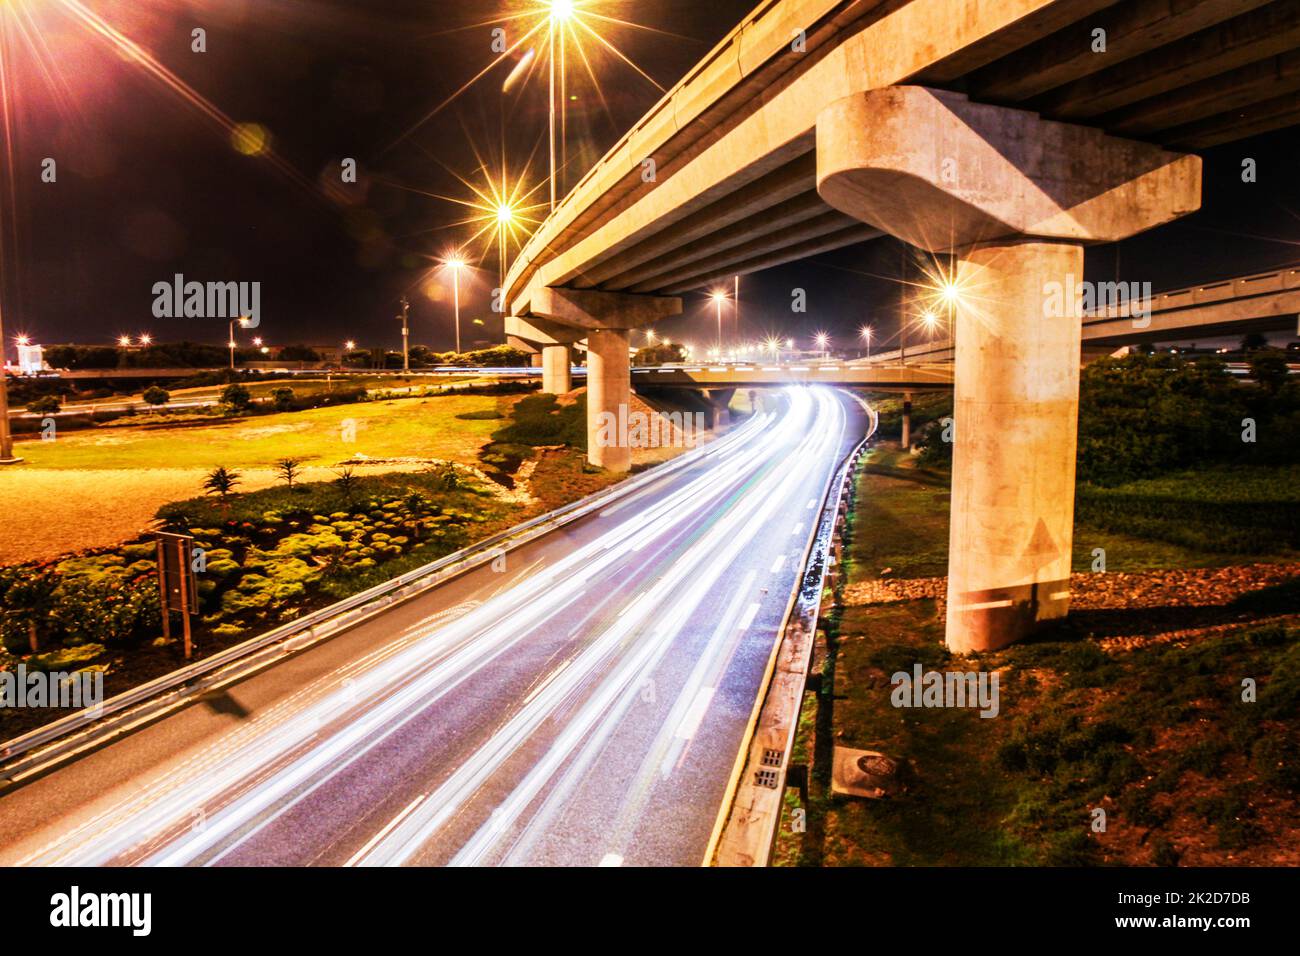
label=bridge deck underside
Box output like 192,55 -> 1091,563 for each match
509,0 -> 1300,310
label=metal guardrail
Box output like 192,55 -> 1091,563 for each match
0,416 -> 764,783
709,391 -> 877,866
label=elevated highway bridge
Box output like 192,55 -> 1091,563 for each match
500,0 -> 1300,654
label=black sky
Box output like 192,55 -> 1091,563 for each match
5,0 -> 1299,355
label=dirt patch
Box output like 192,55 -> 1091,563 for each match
0,462 -> 433,565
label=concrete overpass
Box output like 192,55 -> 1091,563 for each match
501,0 -> 1300,654
633,362 -> 952,390
867,262 -> 1300,361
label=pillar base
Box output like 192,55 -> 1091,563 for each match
0,457 -> 23,466
587,329 -> 632,473
542,344 -> 572,395
944,241 -> 1082,654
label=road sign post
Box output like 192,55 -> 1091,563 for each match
156,533 -> 198,660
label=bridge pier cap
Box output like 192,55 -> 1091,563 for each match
515,287 -> 681,471
817,86 -> 1202,654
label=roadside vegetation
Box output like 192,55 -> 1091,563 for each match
0,382 -> 698,740
775,352 -> 1300,866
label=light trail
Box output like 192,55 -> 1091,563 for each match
14,387 -> 853,868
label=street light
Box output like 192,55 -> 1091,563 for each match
859,324 -> 873,359
921,310 -> 940,339
117,335 -> 132,347
815,331 -> 830,359
227,318 -> 249,370
138,333 -> 153,346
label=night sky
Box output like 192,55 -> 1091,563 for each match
4,0 -> 1298,356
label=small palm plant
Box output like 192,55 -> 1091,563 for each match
203,466 -> 241,500
276,457 -> 304,490
333,466 -> 360,503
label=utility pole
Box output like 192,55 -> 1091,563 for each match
397,296 -> 411,373
734,275 -> 739,344
0,308 -> 17,464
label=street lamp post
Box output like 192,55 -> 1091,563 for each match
446,257 -> 466,355
228,318 -> 249,371
548,1 -> 575,211
711,292 -> 726,353
397,296 -> 411,372
860,324 -> 873,360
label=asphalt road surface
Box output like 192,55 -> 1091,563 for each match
0,385 -> 863,867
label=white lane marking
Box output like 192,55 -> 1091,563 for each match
344,794 -> 426,867
770,554 -> 787,574
791,522 -> 803,535
737,601 -> 761,631
599,853 -> 624,867
806,498 -> 816,510
674,687 -> 717,741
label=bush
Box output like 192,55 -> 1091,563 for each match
492,394 -> 586,448
26,395 -> 60,414
221,383 -> 253,410
143,386 -> 170,407
272,386 -> 295,411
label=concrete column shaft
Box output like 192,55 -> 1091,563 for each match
541,344 -> 572,395
901,391 -> 913,450
945,241 -> 1083,653
587,329 -> 632,473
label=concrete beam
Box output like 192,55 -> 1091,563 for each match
660,223 -> 880,295
631,208 -> 859,294
965,0 -> 1272,102
578,154 -> 818,290
504,315 -> 587,348
524,287 -> 682,332
1165,88 -> 1300,149
1101,48 -> 1300,138
817,86 -> 1201,251
1032,0 -> 1300,120
607,190 -> 828,291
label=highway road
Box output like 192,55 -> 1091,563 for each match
0,386 -> 863,867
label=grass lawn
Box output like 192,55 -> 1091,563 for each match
11,393 -> 503,471
0,393 -> 512,563
55,374 -> 483,409
850,449 -> 1298,579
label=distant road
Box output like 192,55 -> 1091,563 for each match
0,386 -> 863,867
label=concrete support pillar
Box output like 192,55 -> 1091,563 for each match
816,85 -> 1202,652
945,241 -> 1082,653
542,344 -> 571,394
704,388 -> 735,429
900,391 -> 913,450
587,329 -> 632,473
